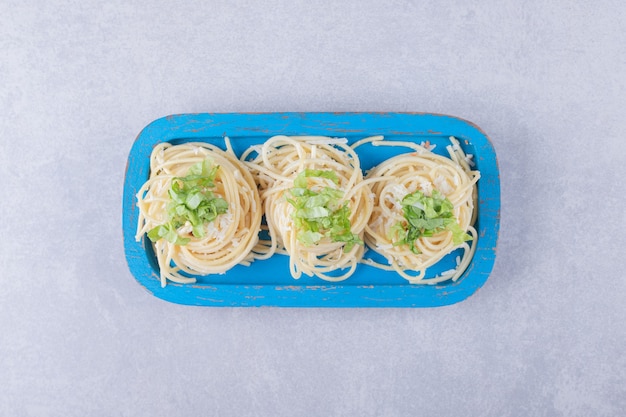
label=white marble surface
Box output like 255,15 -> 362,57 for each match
1,1 -> 625,415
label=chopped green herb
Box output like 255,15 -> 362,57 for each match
287,170 -> 362,250
147,159 -> 228,245
147,223 -> 190,246
293,169 -> 339,188
392,189 -> 471,253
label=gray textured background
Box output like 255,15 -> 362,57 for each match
1,1 -> 625,416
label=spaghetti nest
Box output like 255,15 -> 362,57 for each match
135,142 -> 263,287
360,136 -> 480,284
242,135 -> 374,281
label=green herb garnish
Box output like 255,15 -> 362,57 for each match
147,159 -> 228,245
391,190 -> 471,253
286,169 -> 362,251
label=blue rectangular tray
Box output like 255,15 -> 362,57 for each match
123,112 -> 500,307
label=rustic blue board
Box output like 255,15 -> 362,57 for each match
123,113 -> 500,307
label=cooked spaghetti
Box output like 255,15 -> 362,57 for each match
358,136 -> 480,284
135,141 -> 264,287
241,135 -> 375,281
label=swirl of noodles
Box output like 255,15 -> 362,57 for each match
135,141 -> 263,287
359,136 -> 480,284
241,135 -> 375,281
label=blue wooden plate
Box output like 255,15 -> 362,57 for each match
123,113 -> 500,307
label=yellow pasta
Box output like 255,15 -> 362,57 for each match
358,136 -> 480,284
135,141 -> 264,287
135,134 -> 480,287
241,135 -> 375,281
